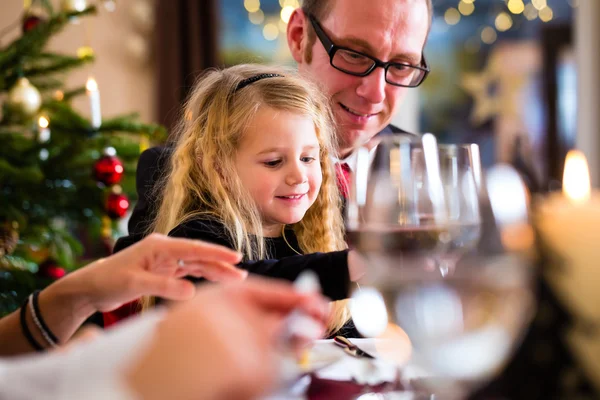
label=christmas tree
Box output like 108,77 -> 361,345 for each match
0,0 -> 165,316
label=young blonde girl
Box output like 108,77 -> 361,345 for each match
145,64 -> 353,334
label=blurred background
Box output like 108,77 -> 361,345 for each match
0,0 -> 583,186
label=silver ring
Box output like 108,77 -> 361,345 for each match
177,259 -> 185,267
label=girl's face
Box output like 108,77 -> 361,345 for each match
234,107 -> 322,237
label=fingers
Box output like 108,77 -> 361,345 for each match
176,261 -> 248,281
139,273 -> 197,301
145,234 -> 242,265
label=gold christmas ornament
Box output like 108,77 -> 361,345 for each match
8,77 -> 42,118
0,221 -> 19,257
77,45 -> 95,59
60,0 -> 88,13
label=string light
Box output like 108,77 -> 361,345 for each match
280,5 -> 294,23
481,26 -> 497,44
458,1 -> 475,16
278,20 -> 287,33
531,0 -> 547,11
524,3 -> 538,20
244,0 -> 260,13
539,6 -> 553,22
263,23 -> 279,40
279,0 -> 299,7
495,12 -> 513,32
507,0 -> 525,15
249,9 -> 264,24
444,7 -> 461,25
245,0 -> 300,42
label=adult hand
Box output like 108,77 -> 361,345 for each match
0,234 -> 246,356
126,278 -> 328,400
68,233 -> 246,314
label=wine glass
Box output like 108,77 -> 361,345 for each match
347,135 -> 537,399
430,144 -> 482,276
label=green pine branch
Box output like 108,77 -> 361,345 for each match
0,6 -> 97,91
21,53 -> 94,81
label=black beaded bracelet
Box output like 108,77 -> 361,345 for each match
31,290 -> 59,345
20,296 -> 44,352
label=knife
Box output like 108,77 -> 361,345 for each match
334,336 -> 375,359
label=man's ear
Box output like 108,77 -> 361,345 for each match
287,8 -> 308,64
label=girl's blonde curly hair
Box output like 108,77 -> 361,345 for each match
145,64 -> 349,334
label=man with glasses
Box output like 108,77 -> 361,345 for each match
113,0 -> 432,267
287,0 -> 432,162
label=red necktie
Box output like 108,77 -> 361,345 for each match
335,162 -> 351,198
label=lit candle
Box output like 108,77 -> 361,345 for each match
86,77 -> 102,129
537,149 -> 600,390
37,115 -> 50,143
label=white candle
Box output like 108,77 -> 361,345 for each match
37,116 -> 50,143
537,149 -> 600,390
86,77 -> 102,129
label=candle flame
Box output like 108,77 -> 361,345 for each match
38,116 -> 49,128
563,150 -> 591,203
86,77 -> 98,91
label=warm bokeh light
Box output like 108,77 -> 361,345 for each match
85,77 -> 98,91
76,45 -> 94,59
244,0 -> 260,13
461,0 -> 474,3
458,0 -> 475,16
539,6 -> 553,22
262,23 -> 279,40
524,3 -> 538,20
38,116 -> 49,128
278,20 -> 287,33
279,0 -> 299,7
444,7 -> 461,25
563,150 -> 591,204
53,90 -> 64,101
248,10 -> 264,25
495,12 -> 513,31
280,5 -> 294,23
481,26 -> 497,44
531,0 -> 547,11
507,0 -> 525,14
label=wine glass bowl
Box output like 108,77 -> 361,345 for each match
346,135 -> 537,399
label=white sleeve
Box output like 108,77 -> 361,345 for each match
0,310 -> 165,400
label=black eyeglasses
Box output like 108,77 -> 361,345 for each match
308,14 -> 430,88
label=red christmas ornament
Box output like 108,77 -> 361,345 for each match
22,14 -> 44,33
94,155 -> 124,186
38,260 -> 66,280
106,192 -> 129,219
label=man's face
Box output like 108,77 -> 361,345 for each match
290,0 -> 429,155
